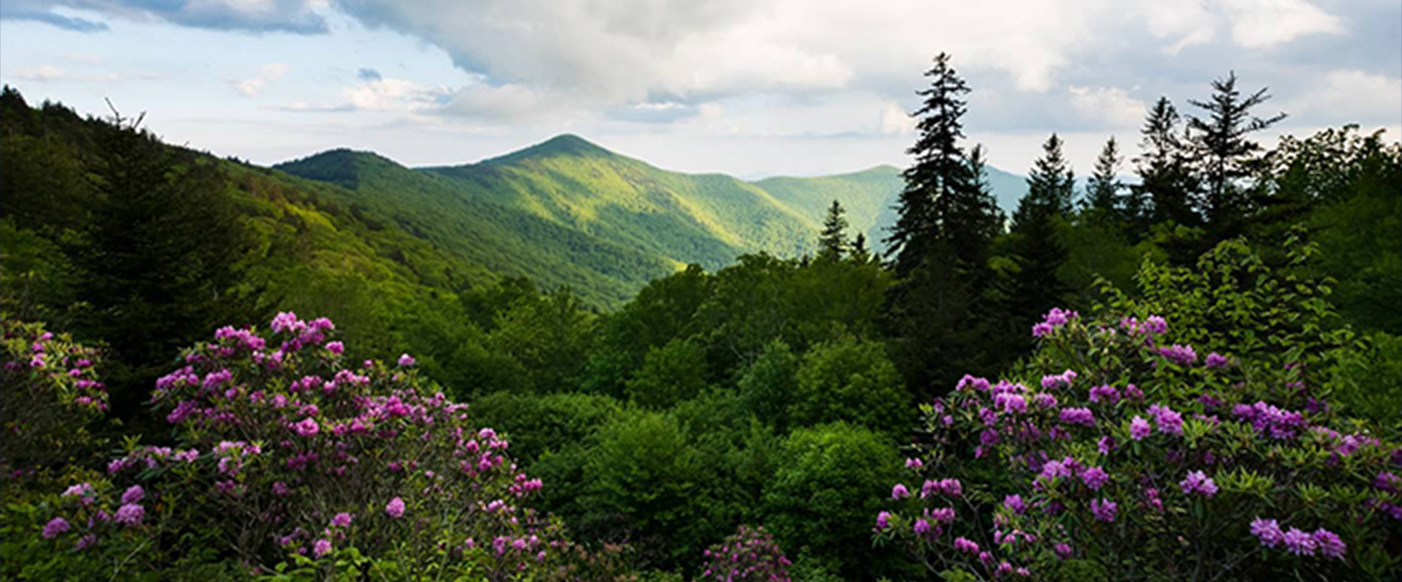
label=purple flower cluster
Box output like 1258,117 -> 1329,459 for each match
1088,384 -> 1119,405
921,478 -> 962,498
1090,499 -> 1117,523
1178,471 -> 1218,498
37,312 -> 566,575
1232,401 -> 1306,440
1120,315 -> 1167,337
1059,407 -> 1095,427
1146,404 -> 1183,436
1041,369 -> 1078,390
1032,308 -> 1079,338
1251,518 -> 1345,559
1155,344 -> 1198,366
1204,352 -> 1229,369
698,525 -> 793,582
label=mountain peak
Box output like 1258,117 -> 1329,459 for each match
485,133 -> 615,165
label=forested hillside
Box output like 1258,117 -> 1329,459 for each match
2,54 -> 1399,582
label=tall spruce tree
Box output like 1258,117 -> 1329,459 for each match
81,111 -> 256,427
1133,97 -> 1199,228
1082,136 -> 1123,224
885,52 -> 973,277
817,199 -> 849,260
1186,71 -> 1286,238
884,54 -> 1006,397
1008,134 -> 1073,329
1013,133 -> 1074,228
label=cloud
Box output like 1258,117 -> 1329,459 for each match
357,68 -> 383,82
1067,86 -> 1147,129
1,0 -> 329,34
8,64 -> 122,82
342,78 -> 449,112
1220,0 -> 1343,48
227,63 -> 290,97
331,0 -> 1351,114
1288,70 -> 1402,126
0,2 -> 108,31
607,101 -> 701,124
879,101 -> 915,136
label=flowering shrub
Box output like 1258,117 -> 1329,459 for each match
25,312 -> 591,580
697,526 -> 792,582
876,240 -> 1402,580
0,320 -> 107,481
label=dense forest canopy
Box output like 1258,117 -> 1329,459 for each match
1,53 -> 1399,582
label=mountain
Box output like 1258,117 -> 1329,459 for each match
279,134 -> 1028,307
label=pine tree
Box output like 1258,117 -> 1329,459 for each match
1082,136 -> 1123,224
1186,71 -> 1286,238
883,54 -> 1007,397
965,144 -> 1006,237
817,199 -> 849,260
81,111 -> 256,425
885,52 -> 973,277
1008,134 -> 1073,328
849,233 -> 872,264
1013,133 -> 1075,229
1133,97 -> 1199,228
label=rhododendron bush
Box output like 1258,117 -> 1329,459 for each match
876,240 -> 1402,580
697,525 -> 792,582
13,312 -> 591,580
0,320 -> 108,481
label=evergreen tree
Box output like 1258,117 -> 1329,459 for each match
1133,96 -> 1199,228
849,233 -> 872,264
883,54 -> 1007,397
1007,134 -> 1073,330
965,144 -> 1007,235
817,199 -> 849,260
80,111 -> 256,426
1082,136 -> 1123,224
1012,133 -> 1075,228
885,52 -> 973,277
1185,71 -> 1286,238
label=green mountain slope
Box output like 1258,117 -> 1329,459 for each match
275,146 -> 677,307
278,134 -> 1028,306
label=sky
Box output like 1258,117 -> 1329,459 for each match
2,0 -> 1399,179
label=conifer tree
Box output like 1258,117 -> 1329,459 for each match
1186,71 -> 1286,238
885,52 -> 972,277
850,233 -> 872,264
1008,134 -> 1073,329
817,199 -> 849,260
884,53 -> 1007,397
1083,136 -> 1123,224
1133,97 -> 1199,227
1013,133 -> 1075,228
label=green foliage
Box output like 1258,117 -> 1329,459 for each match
762,423 -> 906,581
737,340 -> 801,433
790,334 -> 910,433
579,409 -> 743,573
627,338 -> 710,409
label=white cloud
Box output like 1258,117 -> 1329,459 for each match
1288,70 -> 1402,125
9,64 -> 121,82
879,101 -> 915,136
1068,85 -> 1146,129
1221,0 -> 1343,48
227,62 -> 290,97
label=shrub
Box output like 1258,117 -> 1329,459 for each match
22,312 -> 587,580
875,240 -> 1401,580
0,319 -> 107,481
697,525 -> 792,582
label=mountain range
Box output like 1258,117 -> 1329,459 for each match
275,134 -> 1027,307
